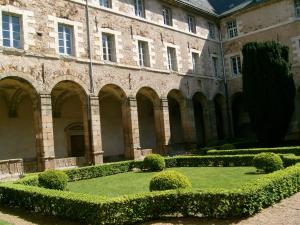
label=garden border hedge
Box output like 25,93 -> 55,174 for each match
16,154 -> 300,186
1,163 -> 300,225
207,146 -> 300,156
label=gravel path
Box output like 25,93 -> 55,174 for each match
1,192 -> 300,225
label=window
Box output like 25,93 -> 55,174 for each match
231,56 -> 242,76
99,0 -> 111,8
295,0 -> 300,17
192,52 -> 200,73
2,14 -> 21,49
187,15 -> 196,33
167,47 -> 177,71
58,24 -> 73,56
135,0 -> 145,18
102,33 -> 115,62
227,20 -> 238,38
208,22 -> 216,39
162,7 -> 172,26
212,56 -> 219,77
138,40 -> 150,67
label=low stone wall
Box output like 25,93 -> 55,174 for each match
55,157 -> 86,169
134,149 -> 153,160
0,159 -> 23,180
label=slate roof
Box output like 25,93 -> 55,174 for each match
176,0 -> 269,16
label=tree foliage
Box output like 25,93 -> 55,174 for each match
242,41 -> 296,145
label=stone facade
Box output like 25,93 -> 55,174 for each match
0,0 -> 298,176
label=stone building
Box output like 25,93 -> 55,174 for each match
0,0 -> 299,177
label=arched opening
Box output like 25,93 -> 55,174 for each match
192,92 -> 207,146
232,92 -> 252,138
167,90 -> 184,149
0,77 -> 38,172
136,87 -> 161,152
51,81 -> 88,167
214,94 -> 226,140
99,84 -> 126,161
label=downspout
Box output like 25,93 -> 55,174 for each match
219,31 -> 233,138
85,0 -> 95,164
85,0 -> 94,93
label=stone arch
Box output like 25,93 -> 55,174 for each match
0,72 -> 43,94
99,84 -> 127,161
214,93 -> 227,140
136,87 -> 163,153
192,92 -> 209,146
0,76 -> 40,172
51,80 -> 90,166
167,89 -> 185,149
232,92 -> 252,138
48,75 -> 90,96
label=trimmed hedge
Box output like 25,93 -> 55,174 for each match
253,153 -> 283,173
38,170 -> 68,190
149,170 -> 192,191
143,154 -> 165,171
1,164 -> 300,225
207,146 -> 300,156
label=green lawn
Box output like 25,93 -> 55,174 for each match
68,167 -> 265,197
0,220 -> 12,225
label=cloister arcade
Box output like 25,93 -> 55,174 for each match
0,76 -> 237,173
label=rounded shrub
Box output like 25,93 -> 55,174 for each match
219,143 -> 235,150
149,170 -> 192,191
253,153 -> 283,173
143,154 -> 165,171
38,170 -> 68,190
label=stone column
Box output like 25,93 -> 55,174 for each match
181,99 -> 197,149
89,95 -> 103,164
207,100 -> 219,143
35,94 -> 55,171
122,96 -> 141,159
82,102 -> 91,164
158,97 -> 171,154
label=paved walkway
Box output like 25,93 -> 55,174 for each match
1,192 -> 300,225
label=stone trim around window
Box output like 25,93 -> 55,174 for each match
95,28 -> 123,63
188,48 -> 202,74
0,5 -> 36,51
48,16 -> 84,58
224,52 -> 242,78
132,35 -> 155,68
163,42 -> 182,72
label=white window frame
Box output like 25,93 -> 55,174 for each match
187,15 -> 196,33
58,23 -> 74,56
167,46 -> 178,71
138,40 -> 150,67
48,16 -> 83,58
135,0 -> 145,18
162,7 -> 172,26
230,55 -> 242,76
227,20 -> 238,38
99,0 -> 111,8
102,32 -> 116,62
191,52 -> 200,74
208,22 -> 216,39
2,13 -> 22,49
295,0 -> 300,17
0,6 -> 35,51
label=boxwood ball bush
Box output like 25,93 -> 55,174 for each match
143,154 -> 165,171
149,170 -> 192,191
253,153 -> 283,173
38,170 -> 68,190
219,143 -> 235,150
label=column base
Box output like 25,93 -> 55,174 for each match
38,157 -> 55,171
92,151 -> 104,164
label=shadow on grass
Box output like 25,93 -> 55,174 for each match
0,206 -> 80,225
